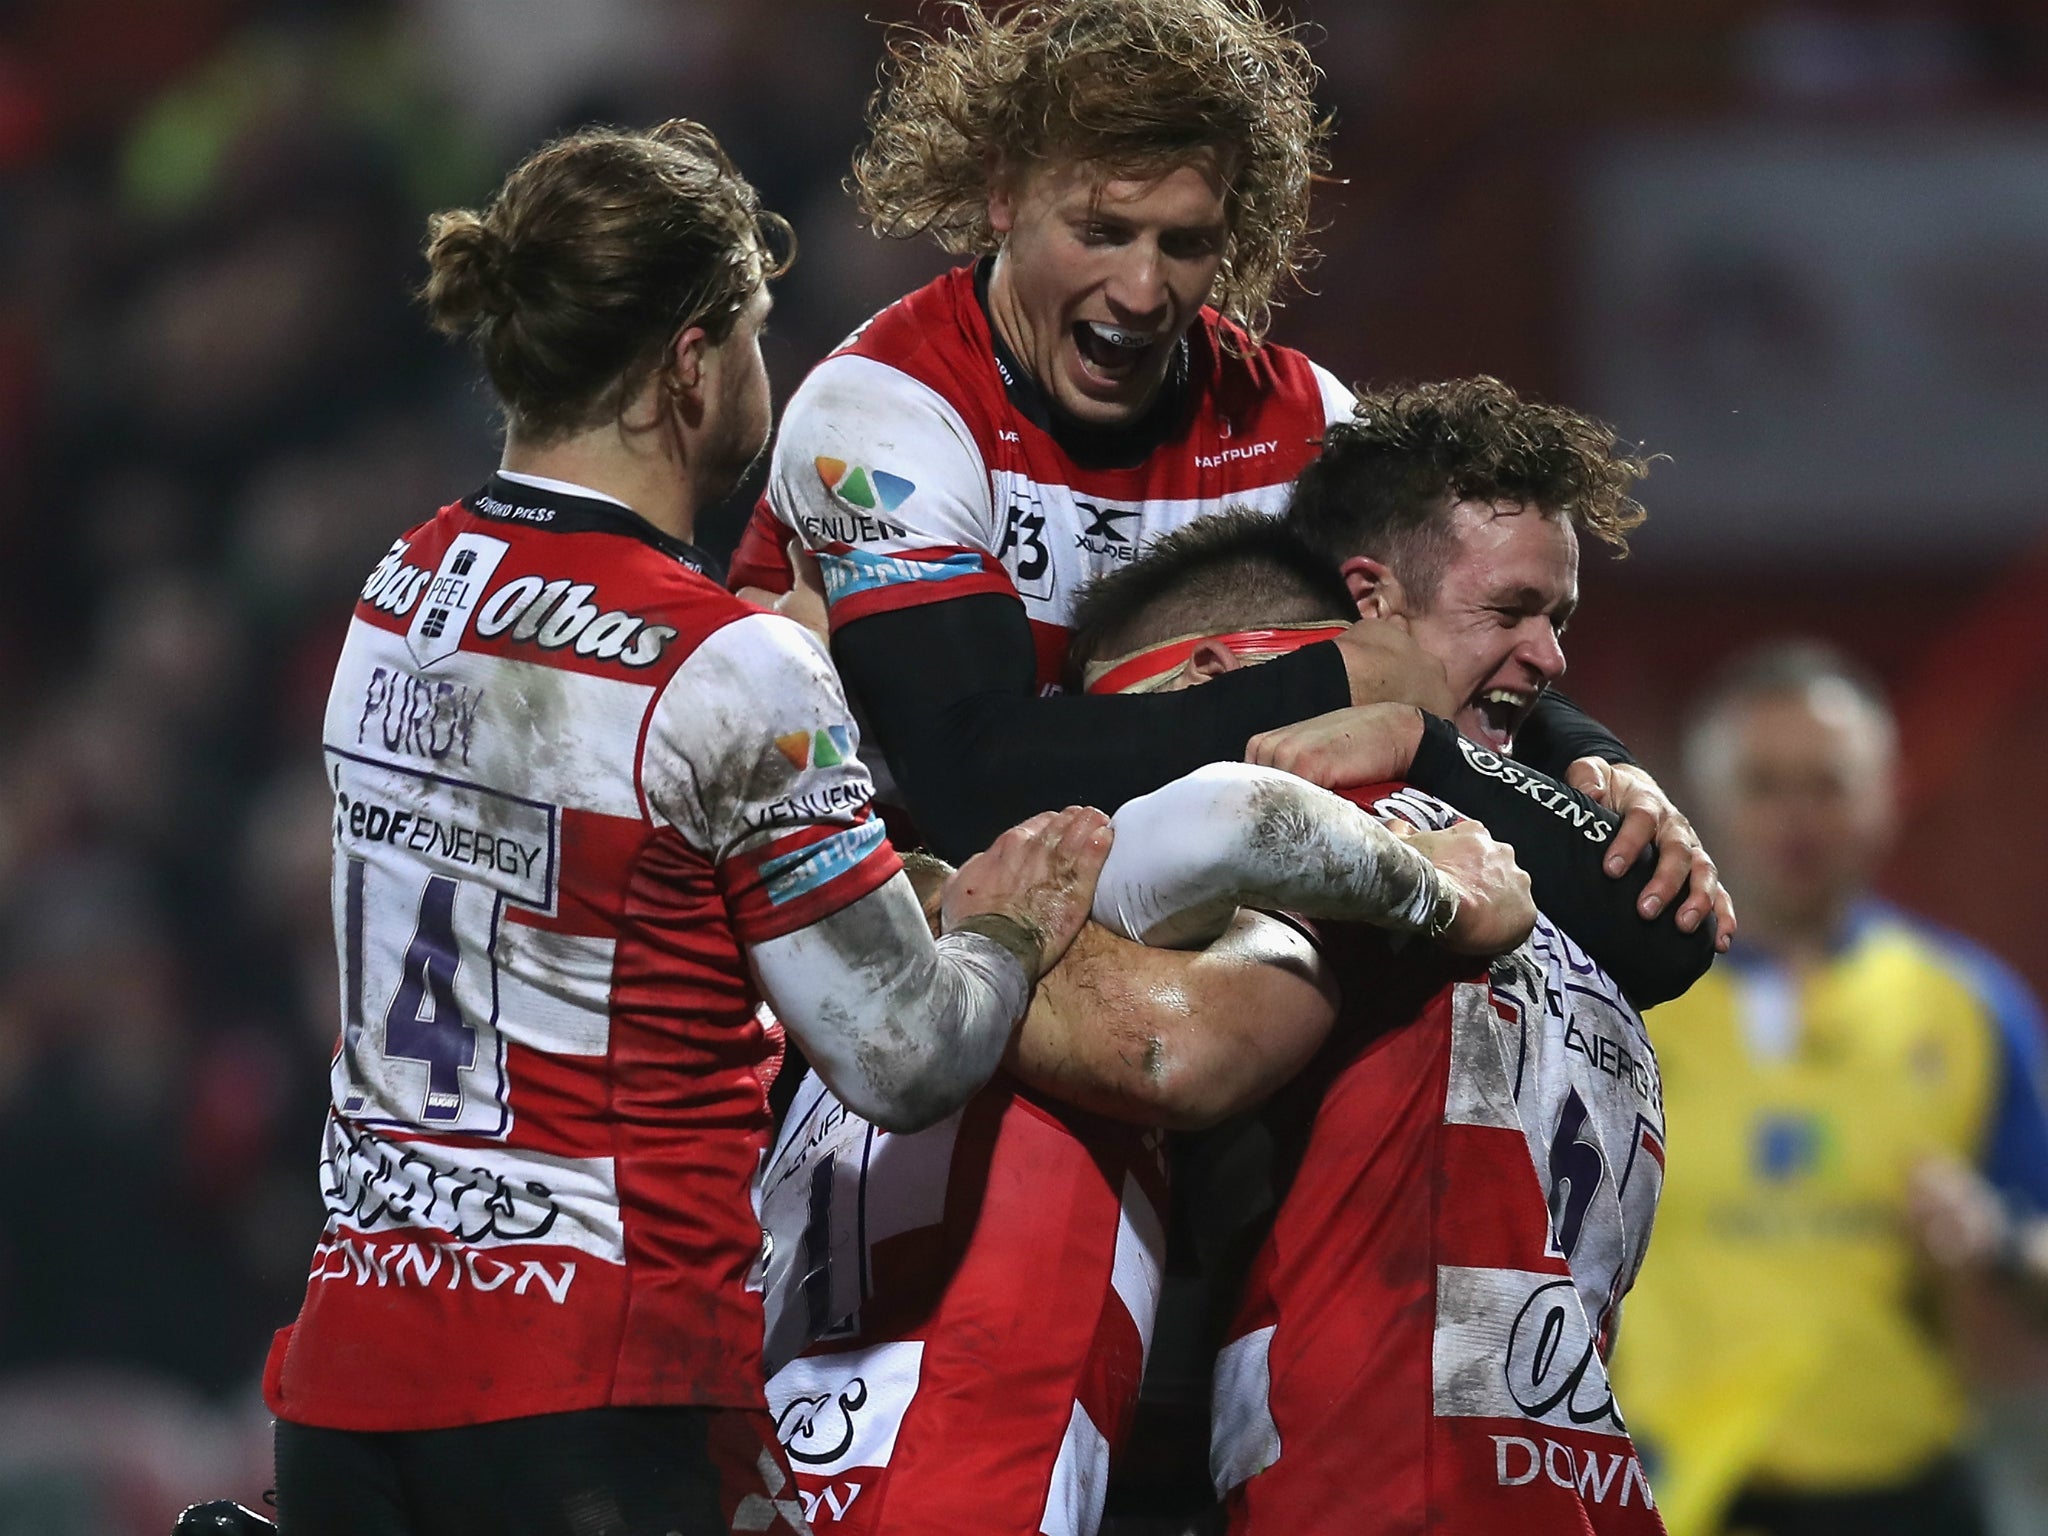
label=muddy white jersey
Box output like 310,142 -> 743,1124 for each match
264,473 -> 903,1432
728,261 -> 1353,690
1374,784 -> 1667,1339
1212,782 -> 1667,1534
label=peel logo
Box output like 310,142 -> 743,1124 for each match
815,457 -> 916,513
776,725 -> 855,771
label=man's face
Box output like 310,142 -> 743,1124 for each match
985,157 -> 1228,427
1693,685 -> 1895,931
1378,500 -> 1578,753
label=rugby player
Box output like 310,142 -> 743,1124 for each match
1058,512 -> 1671,1533
257,122 -> 1110,1536
755,695 -> 1536,1535
728,0 -> 1727,939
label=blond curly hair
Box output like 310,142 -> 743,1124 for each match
853,0 -> 1327,345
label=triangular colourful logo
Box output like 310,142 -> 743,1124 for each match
774,725 -> 856,771
839,466 -> 877,510
871,471 -> 915,511
815,456 -> 916,513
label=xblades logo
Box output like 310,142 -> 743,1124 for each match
1074,499 -> 1142,564
1077,501 -> 1138,544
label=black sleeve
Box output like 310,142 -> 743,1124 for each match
830,594 -> 1351,864
1406,714 -> 1714,1009
1513,688 -> 1637,776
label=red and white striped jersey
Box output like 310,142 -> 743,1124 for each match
756,1068 -> 1170,1536
1213,784 -> 1668,1535
263,473 -> 902,1432
729,262 -> 1352,689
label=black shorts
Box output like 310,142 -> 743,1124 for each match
273,1406 -> 807,1536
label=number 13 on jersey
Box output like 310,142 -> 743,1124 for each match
329,747 -> 560,1138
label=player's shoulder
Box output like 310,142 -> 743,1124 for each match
1194,311 -> 1354,432
365,478 -> 775,681
785,264 -> 998,444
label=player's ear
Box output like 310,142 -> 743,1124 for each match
1341,555 -> 1404,620
668,324 -> 709,393
1183,638 -> 1244,685
657,324 -> 711,433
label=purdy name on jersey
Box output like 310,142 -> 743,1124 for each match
265,475 -> 902,1433
733,263 -> 1354,689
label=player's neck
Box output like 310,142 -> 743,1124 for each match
501,426 -> 697,545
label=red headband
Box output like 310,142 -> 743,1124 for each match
1084,624 -> 1351,695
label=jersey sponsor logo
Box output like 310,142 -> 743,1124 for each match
407,533 -> 510,667
799,508 -> 910,546
759,820 -> 888,907
361,539 -> 433,617
1564,1019 -> 1661,1110
757,1080 -> 877,1371
356,666 -> 484,768
767,1341 -> 924,1479
751,782 -> 872,831
471,576 -> 677,667
1433,1265 -> 1628,1438
1491,1436 -> 1656,1508
778,1377 -> 871,1466
306,1234 -> 580,1303
777,725 -> 855,771
327,752 -> 561,1135
816,548 -> 985,607
987,471 -> 1297,620
1073,499 -> 1142,564
1753,1110 -> 1835,1181
333,761 -> 553,903
322,1116 -> 565,1245
1194,438 -> 1280,469
797,1480 -> 866,1527
1453,736 -> 1612,843
815,456 -> 917,514
473,490 -> 557,524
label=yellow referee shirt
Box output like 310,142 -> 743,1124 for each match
1609,903 -> 2048,1536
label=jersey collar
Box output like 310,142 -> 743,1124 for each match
465,473 -> 722,579
973,257 -> 1193,471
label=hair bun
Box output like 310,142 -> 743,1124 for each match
421,209 -> 518,335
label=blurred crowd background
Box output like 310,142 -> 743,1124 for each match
0,1 -> 2043,1531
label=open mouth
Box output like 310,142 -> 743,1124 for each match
1071,320 -> 1157,385
1469,687 -> 1535,751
